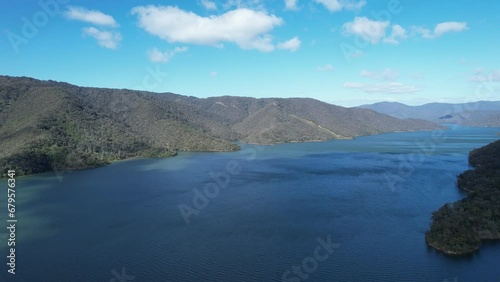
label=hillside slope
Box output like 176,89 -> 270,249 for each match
170,96 -> 442,144
0,77 -> 239,176
0,76 -> 442,176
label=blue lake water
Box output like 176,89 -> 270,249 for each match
1,126 -> 500,281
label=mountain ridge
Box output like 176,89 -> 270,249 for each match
358,101 -> 500,126
0,75 -> 442,176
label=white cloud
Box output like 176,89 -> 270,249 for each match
342,17 -> 390,44
201,0 -> 217,10
412,21 -> 467,39
210,71 -> 218,77
82,27 -> 121,49
285,0 -> 299,10
277,36 -> 301,51
131,6 -> 283,52
360,68 -> 399,81
65,6 -> 118,27
383,24 -> 407,44
148,46 -> 188,63
434,22 -> 468,37
343,82 -> 419,94
314,0 -> 366,12
317,64 -> 334,72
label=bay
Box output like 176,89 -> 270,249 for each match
1,126 -> 500,281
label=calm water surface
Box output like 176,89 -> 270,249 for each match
1,126 -> 500,281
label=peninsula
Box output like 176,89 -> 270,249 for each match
426,140 -> 500,255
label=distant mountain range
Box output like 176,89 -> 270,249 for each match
0,76 -> 441,176
358,101 -> 500,126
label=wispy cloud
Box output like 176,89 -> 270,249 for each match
285,0 -> 299,10
314,0 -> 366,12
411,26 -> 432,38
277,36 -> 301,51
82,27 -> 121,49
434,22 -> 468,37
148,46 -> 189,63
343,18 -> 466,44
412,21 -> 468,39
340,0 -> 366,10
201,0 -> 217,10
223,0 -> 266,11
360,68 -> 399,81
351,50 -> 364,58
65,6 -> 119,27
343,82 -> 420,94
317,64 -> 334,72
66,6 -> 121,49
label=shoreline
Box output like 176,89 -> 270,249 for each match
425,239 -> 478,256
0,126 -> 451,178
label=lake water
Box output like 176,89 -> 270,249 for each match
1,126 -> 500,281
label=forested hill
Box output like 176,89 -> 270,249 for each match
0,76 -> 442,176
426,140 -> 500,255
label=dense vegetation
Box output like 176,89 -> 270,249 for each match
0,76 -> 442,177
0,77 -> 237,177
426,140 -> 500,255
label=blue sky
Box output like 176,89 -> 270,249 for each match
1,0 -> 499,106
